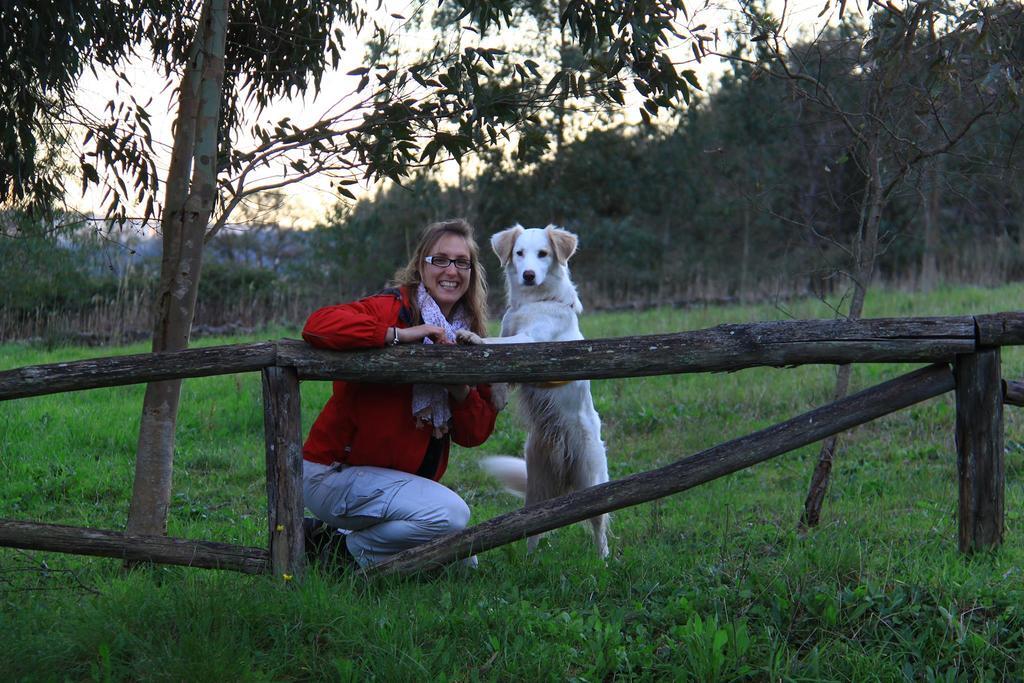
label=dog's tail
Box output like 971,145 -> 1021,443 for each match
479,455 -> 527,498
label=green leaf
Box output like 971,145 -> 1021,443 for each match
81,162 -> 100,189
681,69 -> 701,90
713,628 -> 728,653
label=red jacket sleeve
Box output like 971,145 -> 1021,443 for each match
302,295 -> 398,350
450,384 -> 498,447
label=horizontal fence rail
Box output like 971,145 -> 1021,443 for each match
977,314 -> 1024,346
282,320 -> 978,383
1006,380 -> 1024,407
0,520 -> 268,573
0,342 -> 278,401
2,313 -> 1022,400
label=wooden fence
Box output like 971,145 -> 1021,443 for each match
0,313 -> 1022,580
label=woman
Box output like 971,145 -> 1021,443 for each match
301,219 -> 498,569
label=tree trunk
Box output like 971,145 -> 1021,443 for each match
801,134 -> 884,529
126,0 -> 229,536
919,158 -> 941,290
555,0 -> 568,156
739,203 -> 751,301
919,8 -> 941,291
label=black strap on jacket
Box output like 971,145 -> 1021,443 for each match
416,436 -> 446,480
378,287 -> 414,326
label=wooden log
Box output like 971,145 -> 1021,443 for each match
975,312 -> 1024,346
262,366 -> 305,581
0,520 -> 268,573
0,316 -> 994,398
955,350 -> 1005,553
0,342 -> 277,401
279,316 -> 977,384
2,314 -> 1017,401
1004,380 -> 1024,407
368,363 -> 955,576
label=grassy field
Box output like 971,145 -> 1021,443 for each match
1,284 -> 1022,681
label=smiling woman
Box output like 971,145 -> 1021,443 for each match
298,218 -> 500,570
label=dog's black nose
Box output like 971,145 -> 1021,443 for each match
522,270 -> 536,284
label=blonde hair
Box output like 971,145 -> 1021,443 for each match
390,219 -> 488,335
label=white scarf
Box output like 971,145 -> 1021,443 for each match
412,283 -> 471,437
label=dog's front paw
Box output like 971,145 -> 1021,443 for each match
488,382 -> 510,412
456,329 -> 485,345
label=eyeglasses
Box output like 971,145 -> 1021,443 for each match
425,255 -> 472,270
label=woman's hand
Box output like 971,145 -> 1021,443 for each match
396,324 -> 448,344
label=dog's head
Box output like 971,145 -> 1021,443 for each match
491,224 -> 578,288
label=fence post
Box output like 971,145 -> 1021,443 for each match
262,366 -> 305,581
955,348 -> 1004,553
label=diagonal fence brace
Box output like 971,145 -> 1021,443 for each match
368,363 -> 956,576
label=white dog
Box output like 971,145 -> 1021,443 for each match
458,224 -> 610,558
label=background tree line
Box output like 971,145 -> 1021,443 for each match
334,10 -> 1024,309
3,6 -> 1022,345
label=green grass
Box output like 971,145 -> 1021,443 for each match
1,283 -> 1022,681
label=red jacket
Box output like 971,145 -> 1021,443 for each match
301,288 -> 497,481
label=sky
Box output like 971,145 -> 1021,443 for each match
69,0 -> 854,231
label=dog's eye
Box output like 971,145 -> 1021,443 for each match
516,250 -> 524,256
538,250 -> 548,258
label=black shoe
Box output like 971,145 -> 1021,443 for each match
318,533 -> 354,570
302,517 -> 332,561
302,517 -> 354,570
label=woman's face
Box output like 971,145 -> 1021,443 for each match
421,233 -> 472,317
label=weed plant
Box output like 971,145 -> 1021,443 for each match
0,284 -> 1022,680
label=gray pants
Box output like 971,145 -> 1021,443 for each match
303,461 -> 472,568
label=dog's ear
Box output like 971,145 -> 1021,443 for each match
546,226 -> 578,265
490,225 -> 524,266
